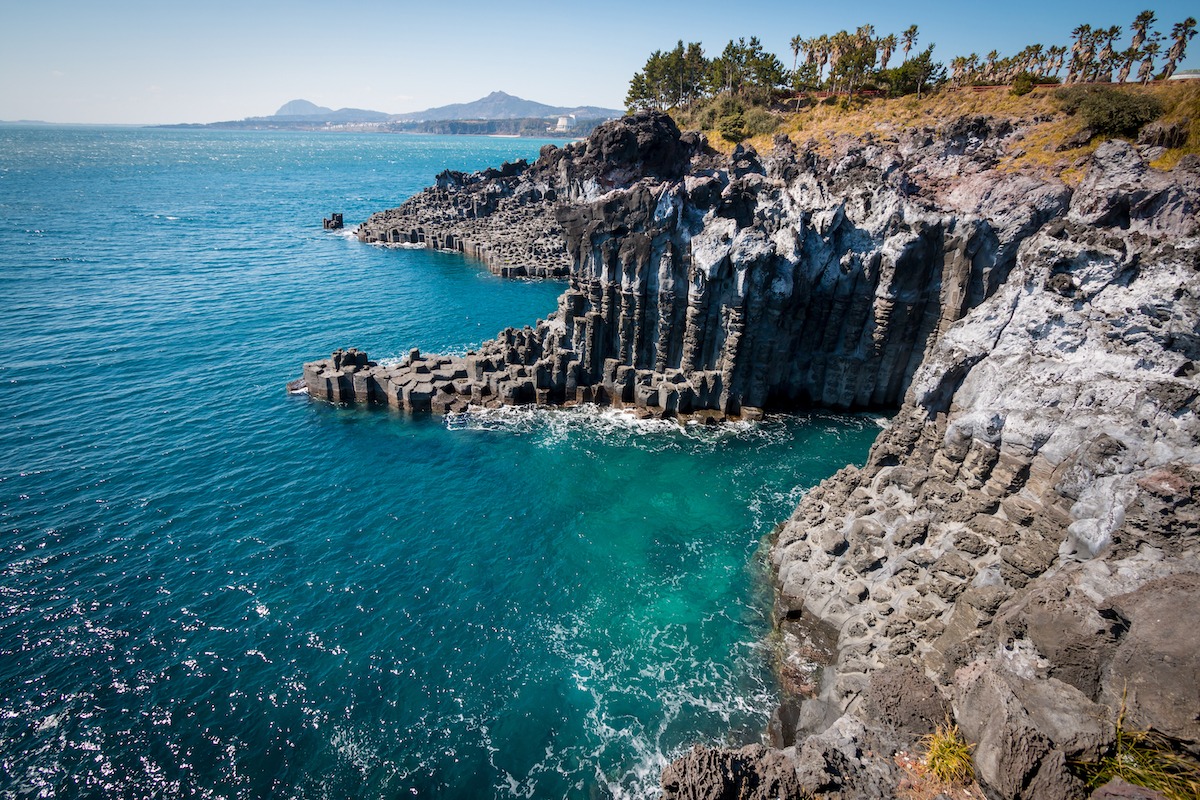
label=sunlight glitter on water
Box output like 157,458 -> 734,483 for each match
0,126 -> 882,799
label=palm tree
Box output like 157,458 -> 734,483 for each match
1138,40 -> 1161,83
1079,26 -> 1101,82
1130,10 -> 1156,51
1116,46 -> 1139,83
815,34 -> 831,84
901,25 -> 918,62
790,35 -> 803,74
1025,44 -> 1045,75
985,50 -> 999,82
1045,45 -> 1066,79
1067,24 -> 1091,83
1161,17 -> 1198,79
950,56 -> 967,86
879,33 -> 897,71
966,53 -> 980,85
855,24 -> 878,69
1096,26 -> 1121,82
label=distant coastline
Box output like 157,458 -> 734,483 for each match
152,90 -> 622,138
154,117 -> 613,138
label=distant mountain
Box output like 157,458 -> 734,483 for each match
274,99 -> 332,117
157,92 -> 621,135
268,99 -> 391,124
265,92 -> 619,124
391,91 -> 621,122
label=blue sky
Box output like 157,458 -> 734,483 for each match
2,0 -> 1198,123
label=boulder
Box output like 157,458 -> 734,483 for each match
1104,573 -> 1200,753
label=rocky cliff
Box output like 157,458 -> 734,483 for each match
758,142 -> 1200,799
302,111 -> 1200,799
355,112 -> 699,278
315,112 -> 1071,419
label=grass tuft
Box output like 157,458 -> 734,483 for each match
1074,700 -> 1200,800
921,719 -> 976,786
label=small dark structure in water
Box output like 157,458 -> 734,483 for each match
323,213 -> 343,230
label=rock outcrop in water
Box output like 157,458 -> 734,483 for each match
355,112 -> 700,277
312,111 -> 1072,419
302,111 -> 1200,799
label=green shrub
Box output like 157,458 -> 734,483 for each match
1055,86 -> 1163,137
718,112 -> 747,142
1011,72 -> 1036,96
743,106 -> 779,137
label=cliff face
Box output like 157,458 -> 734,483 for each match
314,112 -> 1070,417
305,112 -> 1200,799
763,142 -> 1200,799
548,118 -> 1073,413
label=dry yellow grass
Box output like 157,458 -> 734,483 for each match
688,81 -> 1200,183
894,747 -> 986,800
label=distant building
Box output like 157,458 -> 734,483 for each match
550,114 -> 576,133
1169,69 -> 1200,81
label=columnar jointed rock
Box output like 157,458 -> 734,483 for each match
302,333 -> 550,415
767,144 -> 1200,799
355,111 -> 705,278
320,112 -> 1078,421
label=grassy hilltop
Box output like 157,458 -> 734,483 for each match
682,80 -> 1199,183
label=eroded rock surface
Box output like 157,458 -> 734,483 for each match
768,142 -> 1199,798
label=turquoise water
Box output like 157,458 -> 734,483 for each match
0,126 -> 881,798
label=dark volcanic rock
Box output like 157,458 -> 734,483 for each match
1091,777 -> 1172,799
1104,573 -> 1200,753
355,111 -> 704,278
660,744 -> 803,800
955,663 -> 1108,799
863,663 -> 951,736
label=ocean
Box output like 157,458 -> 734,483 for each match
0,125 -> 880,798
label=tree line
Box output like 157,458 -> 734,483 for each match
625,11 -> 1197,113
948,11 -> 1196,87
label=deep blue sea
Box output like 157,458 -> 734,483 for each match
0,125 -> 880,799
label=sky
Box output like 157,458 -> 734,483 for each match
1,0 -> 1198,124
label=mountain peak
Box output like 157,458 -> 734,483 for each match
393,92 -> 621,122
275,99 -> 333,117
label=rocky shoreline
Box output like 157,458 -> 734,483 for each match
299,111 -> 1199,798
